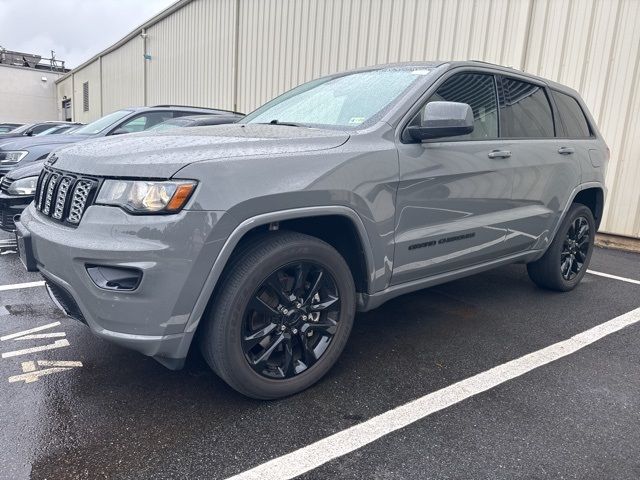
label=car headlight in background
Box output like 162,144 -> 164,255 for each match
0,151 -> 28,164
7,176 -> 38,196
95,179 -> 197,213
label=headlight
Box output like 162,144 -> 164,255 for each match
0,151 -> 28,164
95,179 -> 197,213
7,176 -> 38,196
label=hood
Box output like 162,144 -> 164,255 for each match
50,124 -> 350,178
6,159 -> 46,180
0,134 -> 87,150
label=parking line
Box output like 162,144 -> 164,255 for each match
1,321 -> 61,341
1,339 -> 70,358
587,270 -> 640,285
0,281 -> 45,292
227,306 -> 640,480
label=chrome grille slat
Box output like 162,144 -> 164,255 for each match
35,167 -> 97,227
42,173 -> 59,215
67,179 -> 94,225
52,177 -> 72,220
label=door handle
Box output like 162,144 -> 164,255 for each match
488,150 -> 511,159
558,146 -> 575,155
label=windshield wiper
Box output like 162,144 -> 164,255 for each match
258,119 -> 305,127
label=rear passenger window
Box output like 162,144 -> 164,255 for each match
413,73 -> 498,140
552,91 -> 591,138
499,77 -> 554,138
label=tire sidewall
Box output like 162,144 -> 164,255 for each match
551,205 -> 596,290
212,237 -> 356,399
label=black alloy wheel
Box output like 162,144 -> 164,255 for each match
527,203 -> 596,292
560,216 -> 590,281
243,262 -> 341,379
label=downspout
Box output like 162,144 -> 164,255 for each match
232,0 -> 240,112
142,28 -> 148,106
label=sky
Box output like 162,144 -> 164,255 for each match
0,0 -> 176,68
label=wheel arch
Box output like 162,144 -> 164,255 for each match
184,206 -> 376,336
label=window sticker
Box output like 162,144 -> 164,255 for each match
411,69 -> 431,75
348,117 -> 366,125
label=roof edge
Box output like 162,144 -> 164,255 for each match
55,0 -> 193,84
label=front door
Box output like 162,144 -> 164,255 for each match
392,72 -> 515,285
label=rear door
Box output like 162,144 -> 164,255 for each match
392,71 -> 515,285
497,76 -> 581,253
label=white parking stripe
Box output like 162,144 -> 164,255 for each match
0,281 -> 45,292
0,322 -> 61,341
1,339 -> 70,358
587,270 -> 640,285
227,306 -> 640,480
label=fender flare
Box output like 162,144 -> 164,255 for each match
182,205 -> 376,336
539,181 -> 605,258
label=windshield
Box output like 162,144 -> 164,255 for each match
35,125 -> 69,136
72,110 -> 133,135
4,123 -> 32,135
243,68 -> 429,129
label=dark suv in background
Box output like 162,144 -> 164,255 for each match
0,109 -> 243,232
0,105 -> 242,179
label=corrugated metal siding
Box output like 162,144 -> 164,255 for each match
59,0 -> 640,237
146,0 -> 237,110
70,60 -> 101,123
102,37 -> 144,113
522,0 -> 640,237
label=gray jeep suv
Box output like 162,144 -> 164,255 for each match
16,61 -> 608,399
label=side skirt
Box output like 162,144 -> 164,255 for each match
356,249 -> 542,312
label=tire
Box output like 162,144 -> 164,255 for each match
200,231 -> 356,399
527,203 -> 595,292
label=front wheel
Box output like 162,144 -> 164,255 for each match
527,204 -> 595,291
200,231 -> 356,399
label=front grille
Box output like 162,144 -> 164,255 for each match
0,176 -> 12,193
35,167 -> 98,227
44,277 -> 87,324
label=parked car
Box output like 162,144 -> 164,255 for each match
0,106 -> 240,179
16,62 -> 608,399
0,121 -> 80,140
33,124 -> 84,136
149,113 -> 243,132
0,123 -> 23,134
0,109 -> 241,232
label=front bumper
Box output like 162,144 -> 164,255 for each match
0,191 -> 32,232
19,203 -> 227,368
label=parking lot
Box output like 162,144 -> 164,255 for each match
0,227 -> 639,479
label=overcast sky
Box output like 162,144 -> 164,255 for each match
0,0 -> 176,68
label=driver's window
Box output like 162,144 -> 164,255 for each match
411,73 -> 498,140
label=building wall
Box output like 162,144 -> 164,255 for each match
102,37 -> 145,113
70,60 -> 102,123
55,0 -> 640,238
0,64 -> 62,122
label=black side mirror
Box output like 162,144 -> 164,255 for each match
406,101 -> 474,141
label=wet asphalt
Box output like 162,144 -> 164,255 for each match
0,228 -> 639,479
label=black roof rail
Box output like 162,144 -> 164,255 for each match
469,60 -> 520,70
151,104 -> 244,115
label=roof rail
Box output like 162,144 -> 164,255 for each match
151,104 -> 244,115
469,59 -> 519,70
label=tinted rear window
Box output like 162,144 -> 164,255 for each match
499,77 -> 554,138
552,91 -> 591,138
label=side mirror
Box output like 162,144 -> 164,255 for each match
407,101 -> 474,141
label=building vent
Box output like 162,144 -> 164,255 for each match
82,82 -> 89,112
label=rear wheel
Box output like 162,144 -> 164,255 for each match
200,231 -> 356,399
527,204 -> 595,291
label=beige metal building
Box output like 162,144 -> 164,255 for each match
55,0 -> 640,239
